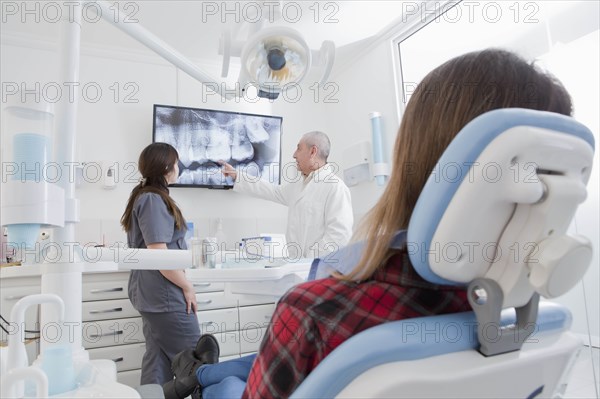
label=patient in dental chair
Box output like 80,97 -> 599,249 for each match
163,48 -> 574,399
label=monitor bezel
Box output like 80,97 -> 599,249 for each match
152,103 -> 283,189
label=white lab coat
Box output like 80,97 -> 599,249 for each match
233,163 -> 353,259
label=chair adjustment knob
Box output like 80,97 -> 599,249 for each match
528,235 -> 592,298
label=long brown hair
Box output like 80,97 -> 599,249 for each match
341,49 -> 573,282
120,142 -> 187,232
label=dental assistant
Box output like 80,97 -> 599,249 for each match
120,143 -> 200,385
221,131 -> 353,259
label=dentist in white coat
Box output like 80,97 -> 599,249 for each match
220,131 -> 353,259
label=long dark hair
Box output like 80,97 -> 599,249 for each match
120,142 -> 187,232
341,49 -> 573,281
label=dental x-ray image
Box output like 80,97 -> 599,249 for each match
152,104 -> 282,188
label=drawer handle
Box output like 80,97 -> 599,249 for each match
89,331 -> 124,339
89,307 -> 123,314
193,283 -> 211,288
90,287 -> 124,294
112,357 -> 124,363
197,300 -> 213,305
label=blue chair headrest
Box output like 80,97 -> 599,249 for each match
407,108 -> 594,290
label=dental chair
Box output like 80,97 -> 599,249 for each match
291,108 -> 595,398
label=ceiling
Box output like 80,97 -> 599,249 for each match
1,1 -> 411,76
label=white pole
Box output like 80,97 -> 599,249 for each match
40,1 -> 86,361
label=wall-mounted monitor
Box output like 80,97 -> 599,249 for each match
152,104 -> 282,189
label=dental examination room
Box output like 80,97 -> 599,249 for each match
1,0 -> 599,398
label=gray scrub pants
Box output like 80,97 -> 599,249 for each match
139,310 -> 201,385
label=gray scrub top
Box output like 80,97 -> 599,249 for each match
127,192 -> 188,313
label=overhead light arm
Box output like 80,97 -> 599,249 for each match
85,1 -> 335,101
85,0 -> 235,100
312,40 -> 336,86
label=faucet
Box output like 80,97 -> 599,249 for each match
0,367 -> 48,398
2,294 -> 64,398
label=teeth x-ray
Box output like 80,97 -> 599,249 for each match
153,105 -> 282,188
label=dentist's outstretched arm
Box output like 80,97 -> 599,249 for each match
218,160 -> 290,206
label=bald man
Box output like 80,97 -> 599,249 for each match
221,131 -> 353,259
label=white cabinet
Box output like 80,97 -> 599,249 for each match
239,304 -> 276,330
198,307 -> 239,334
82,272 -> 145,386
1,269 -> 280,389
196,295 -> 276,361
198,304 -> 275,361
239,304 -> 274,356
117,369 -> 143,388
82,298 -> 139,321
240,327 -> 268,355
87,342 -> 146,372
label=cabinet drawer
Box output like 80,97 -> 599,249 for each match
213,331 -> 240,357
88,342 -> 145,372
191,282 -> 225,293
239,304 -> 275,331
82,317 -> 144,349
117,369 -> 141,388
82,298 -> 139,321
197,307 -> 238,334
0,285 -> 41,302
240,327 -> 268,354
235,293 -> 277,307
82,280 -> 128,301
195,291 -> 238,311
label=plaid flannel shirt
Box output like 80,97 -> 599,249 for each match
242,250 -> 471,398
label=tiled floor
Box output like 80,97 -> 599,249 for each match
564,346 -> 599,399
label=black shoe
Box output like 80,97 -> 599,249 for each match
163,373 -> 201,399
194,334 -> 220,365
163,349 -> 202,399
163,335 -> 220,399
171,349 -> 202,379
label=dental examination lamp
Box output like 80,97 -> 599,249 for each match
220,26 -> 335,100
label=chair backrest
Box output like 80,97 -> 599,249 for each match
291,109 -> 595,398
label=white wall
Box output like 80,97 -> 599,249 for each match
0,38 -> 289,248
273,40 -> 400,227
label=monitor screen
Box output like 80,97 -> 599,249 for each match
152,104 -> 282,189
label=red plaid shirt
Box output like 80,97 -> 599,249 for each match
242,250 -> 471,398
